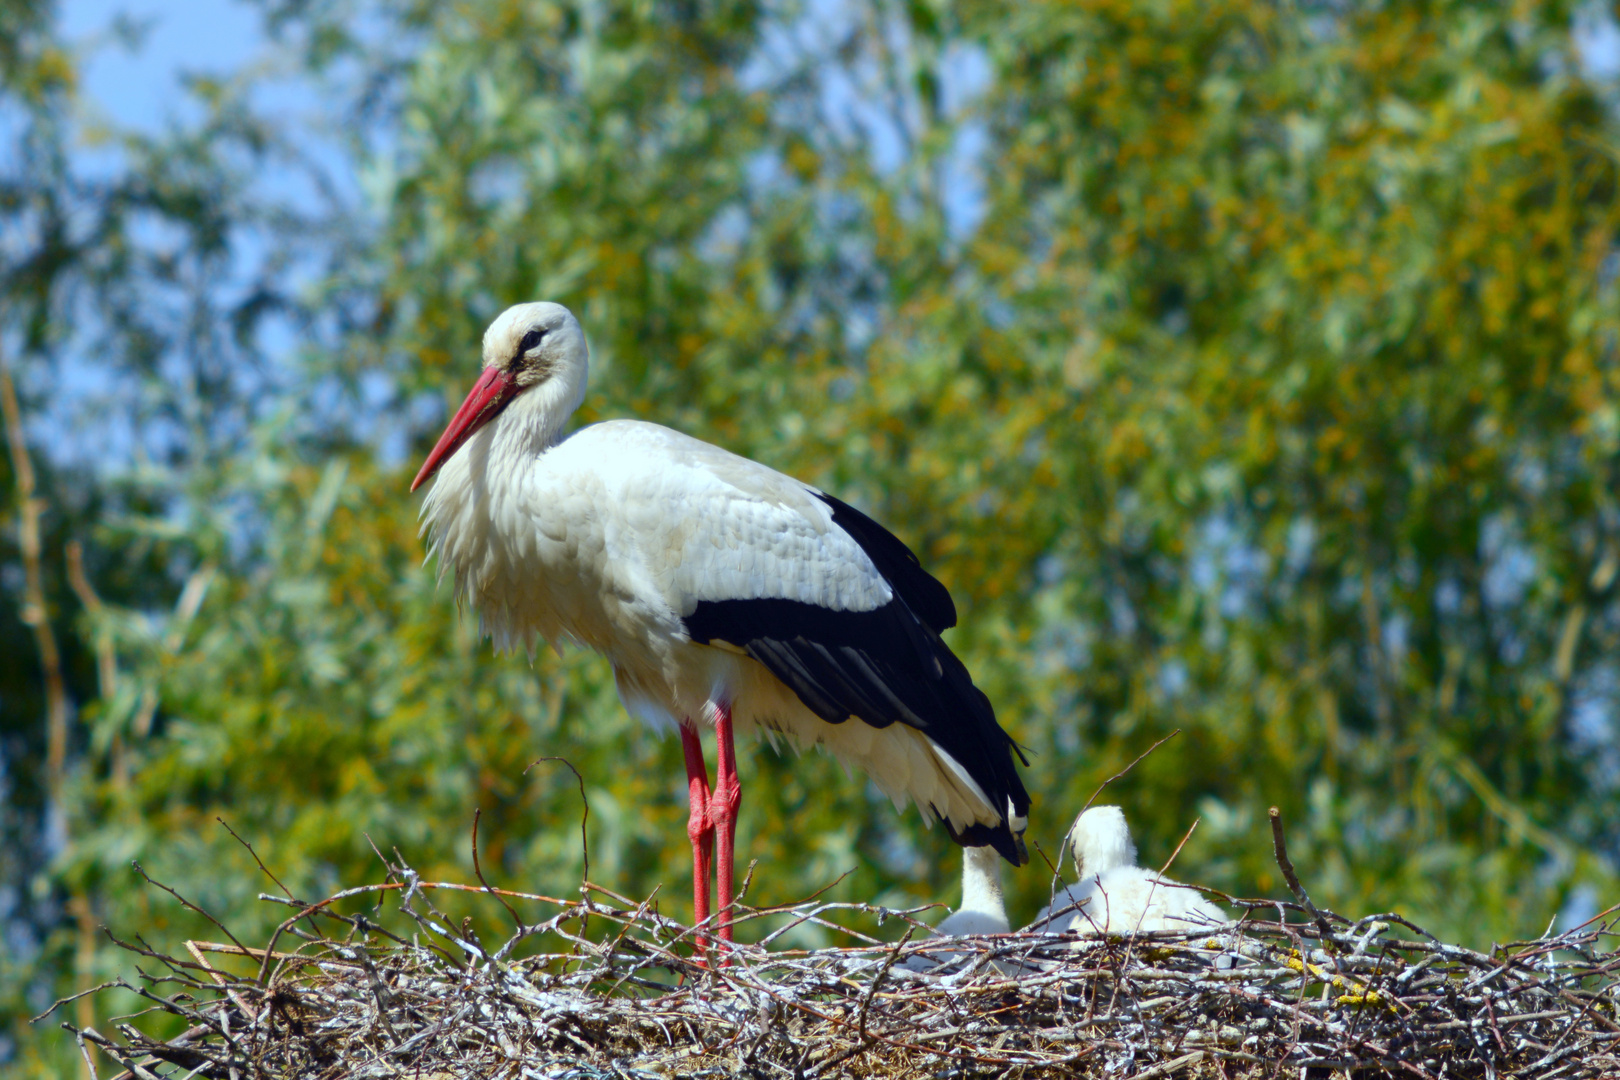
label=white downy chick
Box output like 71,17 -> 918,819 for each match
903,845 -> 1010,972
1034,806 -> 1225,937
936,845 -> 1010,936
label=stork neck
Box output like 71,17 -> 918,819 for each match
960,846 -> 1006,921
491,384 -> 575,465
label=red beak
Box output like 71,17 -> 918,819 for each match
411,367 -> 521,492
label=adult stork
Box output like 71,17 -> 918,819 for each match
410,301 -> 1031,944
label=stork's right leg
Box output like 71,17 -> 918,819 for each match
710,701 -> 741,947
679,721 -> 714,952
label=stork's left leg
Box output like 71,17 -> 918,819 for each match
679,722 -> 714,951
710,701 -> 742,945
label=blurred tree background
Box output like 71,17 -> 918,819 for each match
6,0 -> 1620,1071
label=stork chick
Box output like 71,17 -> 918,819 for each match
936,845 -> 1010,937
901,846 -> 1011,974
1034,806 -> 1225,937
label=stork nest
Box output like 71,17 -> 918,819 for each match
43,854 -> 1620,1080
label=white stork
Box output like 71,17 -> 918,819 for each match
901,846 -> 1011,973
935,845 -> 1011,936
410,302 -> 1031,945
1034,806 -> 1225,938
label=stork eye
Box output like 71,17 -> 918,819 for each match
518,327 -> 547,355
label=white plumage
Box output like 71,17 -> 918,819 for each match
1034,806 -> 1226,938
412,302 -> 1031,946
426,418 -> 996,826
935,845 -> 1010,937
900,845 -> 1010,974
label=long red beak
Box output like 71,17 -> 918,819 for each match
411,367 -> 520,492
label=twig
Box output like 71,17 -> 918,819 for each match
1078,730 -> 1182,825
217,818 -> 323,941
1267,806 -> 1336,944
72,1028 -> 101,1080
525,756 -> 591,887
30,982 -> 125,1024
526,756 -> 592,938
130,863 -> 255,961
471,808 -> 526,936
1124,817 -> 1202,943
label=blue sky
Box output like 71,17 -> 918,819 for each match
60,0 -> 265,133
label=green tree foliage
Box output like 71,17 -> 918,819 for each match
0,0 -> 343,1067
5,0 -> 1620,1072
956,0 -> 1620,929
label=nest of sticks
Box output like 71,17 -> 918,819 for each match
44,818 -> 1620,1080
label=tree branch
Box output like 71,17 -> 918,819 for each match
0,354 -> 69,790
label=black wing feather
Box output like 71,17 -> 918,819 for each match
682,498 -> 1030,865
814,493 -> 956,632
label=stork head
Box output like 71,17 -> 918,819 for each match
1067,805 -> 1137,878
411,302 -> 589,492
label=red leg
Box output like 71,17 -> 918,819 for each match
679,722 -> 714,954
709,702 -> 742,946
